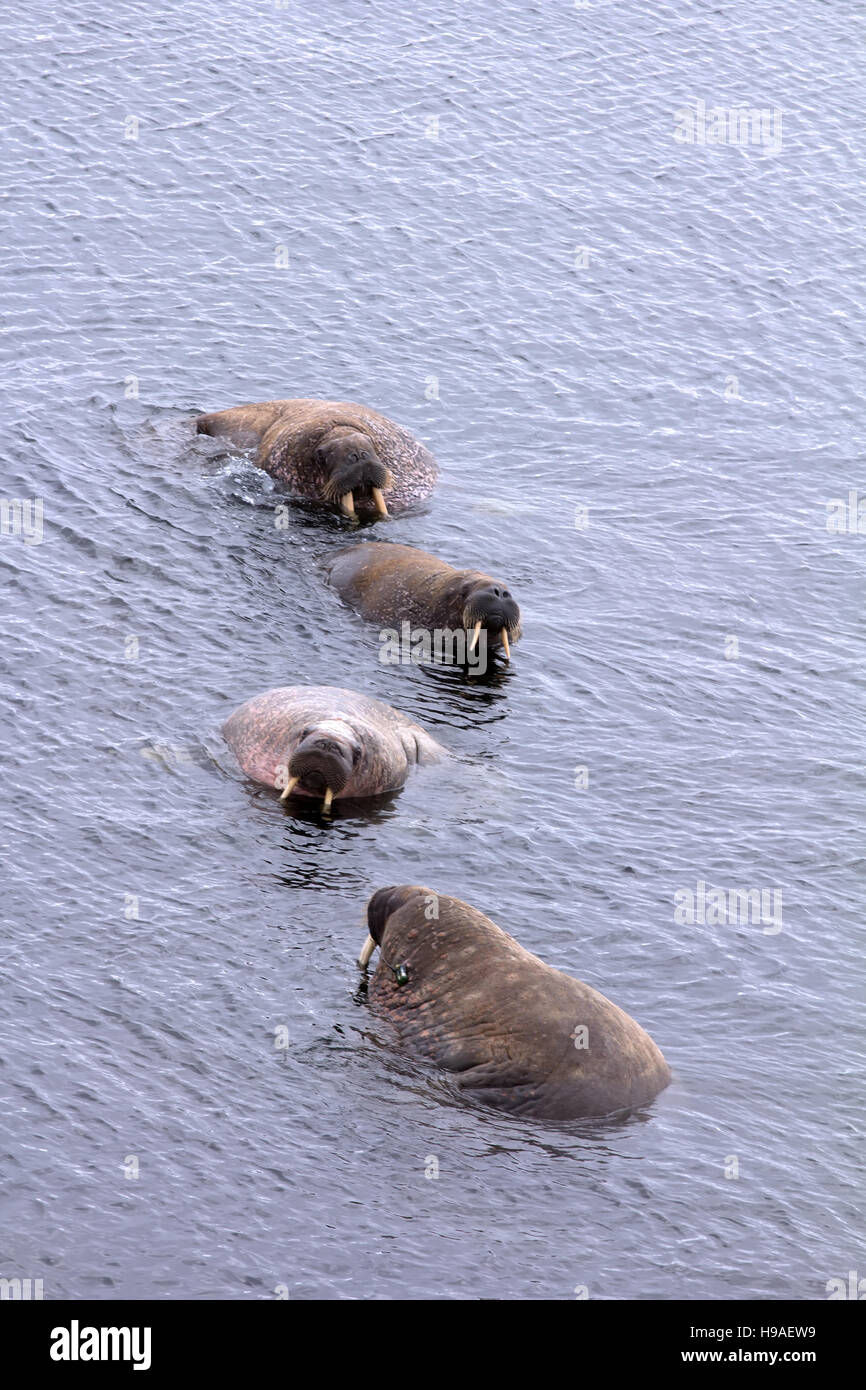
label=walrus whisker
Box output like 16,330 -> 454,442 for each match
371,487 -> 389,518
340,491 -> 355,518
500,628 -> 511,659
468,620 -> 482,654
279,775 -> 298,801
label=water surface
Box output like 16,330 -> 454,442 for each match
1,0 -> 863,1299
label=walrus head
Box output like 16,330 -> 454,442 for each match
280,719 -> 361,814
460,579 -> 522,662
358,885 -> 421,967
316,431 -> 393,520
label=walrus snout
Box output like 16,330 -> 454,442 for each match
319,435 -> 393,518
463,583 -> 522,660
286,733 -> 355,811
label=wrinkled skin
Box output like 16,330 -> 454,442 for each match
196,398 -> 438,517
327,542 -> 522,657
222,687 -> 445,801
362,886 -> 671,1121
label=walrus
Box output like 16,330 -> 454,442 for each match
222,686 -> 445,813
196,398 -> 438,519
327,542 -> 522,662
358,886 -> 671,1120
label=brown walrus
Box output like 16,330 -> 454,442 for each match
196,398 -> 438,519
222,686 -> 445,813
358,886 -> 671,1120
327,542 -> 522,663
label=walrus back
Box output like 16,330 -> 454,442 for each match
328,543 -> 463,626
196,401 -> 290,451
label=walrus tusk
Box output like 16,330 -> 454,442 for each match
340,491 -> 355,518
500,628 -> 511,660
371,487 -> 389,518
468,620 -> 482,654
322,787 -> 334,814
358,933 -> 377,969
280,775 -> 298,802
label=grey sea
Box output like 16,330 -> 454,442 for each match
1,0 -> 863,1300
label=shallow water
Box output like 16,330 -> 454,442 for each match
1,0 -> 863,1299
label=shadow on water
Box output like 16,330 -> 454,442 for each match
265,809 -> 409,894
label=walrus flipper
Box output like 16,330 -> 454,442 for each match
399,726 -> 444,766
